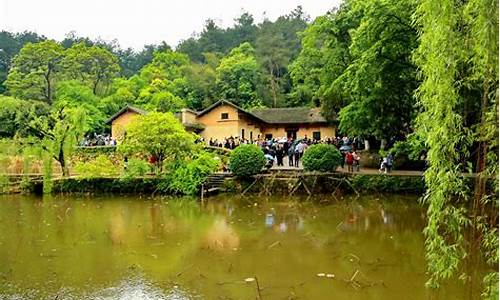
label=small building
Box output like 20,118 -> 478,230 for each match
106,105 -> 147,140
107,100 -> 337,142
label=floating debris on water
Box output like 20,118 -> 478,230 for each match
317,273 -> 335,278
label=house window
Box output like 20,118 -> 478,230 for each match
241,129 -> 245,139
265,134 -> 273,140
313,131 -> 321,141
221,113 -> 229,120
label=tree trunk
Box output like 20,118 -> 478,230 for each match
45,74 -> 52,103
269,74 -> 278,108
58,147 -> 69,177
364,139 -> 370,151
380,139 -> 387,150
93,75 -> 101,95
472,78 -> 490,218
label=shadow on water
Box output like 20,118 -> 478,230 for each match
0,193 -> 484,299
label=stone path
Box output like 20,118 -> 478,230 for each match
272,156 -> 424,176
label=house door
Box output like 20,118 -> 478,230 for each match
286,128 -> 298,140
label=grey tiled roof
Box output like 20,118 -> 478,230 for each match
251,107 -> 328,124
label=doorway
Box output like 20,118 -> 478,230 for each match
286,128 -> 298,140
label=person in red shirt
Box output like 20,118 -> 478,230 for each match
345,151 -> 354,172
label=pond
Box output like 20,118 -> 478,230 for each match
0,194 -> 477,299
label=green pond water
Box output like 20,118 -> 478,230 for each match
0,194 -> 476,299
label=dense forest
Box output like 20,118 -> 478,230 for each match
0,3 -> 421,144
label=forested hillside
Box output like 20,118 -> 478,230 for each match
0,0 -> 495,154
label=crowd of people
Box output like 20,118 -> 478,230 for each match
209,135 -> 369,171
79,134 -> 117,147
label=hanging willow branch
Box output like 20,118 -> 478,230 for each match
414,0 -> 498,296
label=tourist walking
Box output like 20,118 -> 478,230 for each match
385,153 -> 393,173
294,140 -> 307,167
288,144 -> 295,167
276,143 -> 284,166
379,153 -> 394,173
294,146 -> 300,167
353,151 -> 361,171
345,150 -> 354,172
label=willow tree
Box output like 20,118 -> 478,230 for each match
24,106 -> 87,177
414,0 -> 498,297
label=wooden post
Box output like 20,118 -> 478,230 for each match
254,276 -> 262,300
201,184 -> 205,204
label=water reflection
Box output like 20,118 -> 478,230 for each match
203,217 -> 240,251
0,194 -> 479,299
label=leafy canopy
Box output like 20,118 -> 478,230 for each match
118,112 -> 197,170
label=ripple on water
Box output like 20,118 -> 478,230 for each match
86,277 -> 194,300
1,275 -> 197,300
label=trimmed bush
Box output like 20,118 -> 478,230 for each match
229,144 -> 265,177
302,144 -> 342,172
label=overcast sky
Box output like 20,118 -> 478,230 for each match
0,0 -> 341,51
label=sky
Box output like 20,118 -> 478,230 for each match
0,0 -> 341,51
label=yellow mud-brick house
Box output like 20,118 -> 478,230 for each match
107,100 -> 337,142
106,105 -> 148,140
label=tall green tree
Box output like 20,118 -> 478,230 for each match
216,42 -> 260,108
55,80 -> 107,133
136,49 -> 190,111
23,106 -> 86,176
256,6 -> 308,107
255,21 -> 291,108
62,42 -> 120,96
0,31 -> 45,94
289,2 -> 360,110
5,40 -> 64,102
118,112 -> 197,171
116,42 -> 171,77
338,0 -> 418,143
183,53 -> 219,109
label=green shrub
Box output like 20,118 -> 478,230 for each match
74,155 -> 120,178
52,177 -> 162,194
302,144 -> 342,172
123,158 -> 150,178
229,144 -> 265,177
164,151 -> 220,195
